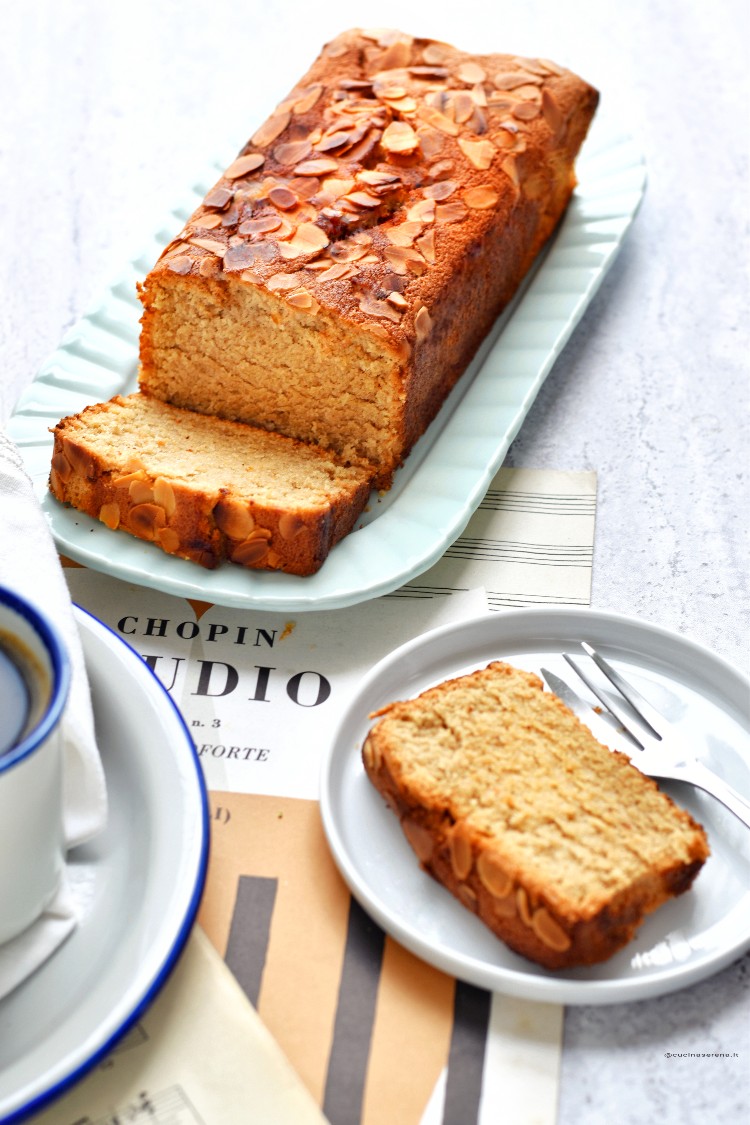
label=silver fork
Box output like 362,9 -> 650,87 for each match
542,641 -> 750,829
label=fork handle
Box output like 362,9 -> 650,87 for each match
679,761 -> 750,829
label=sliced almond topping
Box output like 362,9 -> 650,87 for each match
274,138 -> 313,165
157,527 -> 180,554
223,243 -> 266,271
224,152 -> 266,179
195,212 -> 223,230
386,221 -> 423,247
312,177 -> 356,205
416,126 -> 444,160
493,70 -> 543,90
293,84 -> 323,114
316,261 -> 358,282
129,479 -> 155,505
418,104 -> 459,137
232,537 -> 271,567
383,244 -> 426,275
50,449 -> 73,484
532,907 -> 572,952
423,179 -> 457,200
188,237 -> 227,257
199,256 -> 221,279
516,886 -> 533,926
98,503 -> 120,530
513,101 -> 541,121
286,288 -> 319,312
377,38 -> 413,70
278,512 -> 306,540
464,185 -> 500,209
344,190 -> 382,209
281,221 -> 329,258
458,137 -> 496,170
514,84 -> 543,102
359,293 -> 403,323
252,112 -> 291,148
476,852 -> 513,898
501,155 -> 520,190
451,91 -> 476,124
381,120 -> 419,155
421,42 -> 451,65
415,305 -> 432,341
415,228 -> 435,262
238,214 -> 283,236
153,478 -> 176,517
406,197 -> 436,223
449,826 -> 473,880
386,291 -> 408,310
266,272 -> 304,292
471,82 -> 488,108
457,60 -> 487,85
268,185 -> 299,210
128,503 -> 166,541
166,255 -> 192,275
294,157 -> 339,176
204,185 -> 234,209
329,234 -> 372,262
435,201 -> 468,223
541,87 -> 564,133
401,817 -> 434,862
357,169 -> 401,187
213,497 -> 255,541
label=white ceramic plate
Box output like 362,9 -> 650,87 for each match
319,607 -> 750,1005
0,607 -> 209,1123
7,113 -> 645,612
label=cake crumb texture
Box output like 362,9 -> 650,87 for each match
363,661 -> 709,968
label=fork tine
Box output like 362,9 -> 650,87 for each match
562,654 -> 645,750
580,641 -> 663,740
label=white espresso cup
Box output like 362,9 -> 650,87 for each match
0,585 -> 70,944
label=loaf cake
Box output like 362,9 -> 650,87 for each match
138,28 -> 599,488
49,393 -> 374,576
362,661 -> 709,969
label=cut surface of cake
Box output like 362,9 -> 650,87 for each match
138,28 -> 599,488
49,393 -> 375,576
362,661 -> 709,969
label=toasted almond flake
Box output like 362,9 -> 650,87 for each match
283,221 -> 329,256
238,215 -> 283,236
316,261 -> 358,282
315,130 -> 353,153
358,253 -> 380,264
471,82 -> 488,107
99,503 -> 120,530
268,185 -> 299,210
514,84 -> 543,102
451,91 -> 476,124
329,235 -> 372,263
198,257 -> 221,278
252,112 -> 291,148
537,57 -> 564,75
458,137 -> 496,171
464,185 -> 500,209
286,288 -> 319,312
223,243 -> 266,271
204,186 -> 234,208
514,100 -> 542,122
416,228 -> 435,261
376,83 -> 408,99
239,268 -> 263,284
266,272 -> 303,292
166,255 -> 192,274
225,152 -> 266,179
435,201 -> 468,223
422,42 -> 450,65
384,95 -> 418,114
383,244 -> 426,275
359,293 -> 403,323
541,86 -> 564,133
415,305 -> 432,341
381,120 -> 419,154
423,179 -> 456,200
357,169 -> 400,188
189,237 -> 227,256
274,216 -> 295,240
195,212 -> 223,230
457,61 -> 487,85
386,291 -> 408,310
386,220 -> 423,247
416,126 -> 444,160
293,84 -> 323,114
404,198 -> 435,225
294,157 -> 339,176
417,104 -> 459,137
344,190 -> 382,209
274,138 -> 313,165
501,155 -> 520,189
494,70 -> 543,90
377,38 -> 413,70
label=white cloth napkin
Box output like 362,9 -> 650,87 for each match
0,429 -> 107,999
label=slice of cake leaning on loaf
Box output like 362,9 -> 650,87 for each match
138,28 -> 599,490
362,661 -> 709,969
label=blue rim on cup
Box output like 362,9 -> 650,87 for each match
0,585 -> 71,773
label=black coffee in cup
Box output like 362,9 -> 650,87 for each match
0,631 -> 46,757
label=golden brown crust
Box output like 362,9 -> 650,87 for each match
138,29 -> 599,487
362,661 -> 709,970
49,394 -> 374,577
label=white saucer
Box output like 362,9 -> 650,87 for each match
0,607 -> 209,1122
320,607 -> 750,1005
